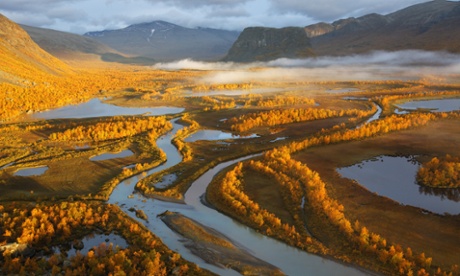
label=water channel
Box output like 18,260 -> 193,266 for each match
108,119 -> 367,275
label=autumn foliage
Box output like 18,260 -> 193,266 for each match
49,116 -> 172,142
0,202 -> 207,275
228,107 -> 376,132
417,155 -> 460,188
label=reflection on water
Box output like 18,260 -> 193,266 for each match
184,130 -> 259,142
337,156 -> 460,215
90,149 -> 134,161
14,166 -> 48,176
30,98 -> 184,120
419,185 -> 460,202
395,98 -> 460,114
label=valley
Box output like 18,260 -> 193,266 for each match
1,2 -> 460,275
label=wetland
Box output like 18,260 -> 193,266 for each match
1,64 -> 460,276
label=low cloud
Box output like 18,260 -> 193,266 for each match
153,50 -> 460,83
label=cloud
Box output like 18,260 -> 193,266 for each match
268,0 -> 427,22
143,0 -> 249,8
153,51 -> 460,84
0,0 -> 85,13
0,0 -> 438,34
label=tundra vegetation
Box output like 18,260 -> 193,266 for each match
1,59 -> 460,276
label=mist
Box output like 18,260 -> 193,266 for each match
153,50 -> 460,84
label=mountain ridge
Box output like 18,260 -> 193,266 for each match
307,0 -> 460,56
84,21 -> 240,61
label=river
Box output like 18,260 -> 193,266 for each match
108,118 -> 368,276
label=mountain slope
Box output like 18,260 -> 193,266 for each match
223,27 -> 314,62
84,21 -> 240,61
21,25 -> 157,65
21,24 -> 118,60
0,14 -> 71,83
307,0 -> 460,56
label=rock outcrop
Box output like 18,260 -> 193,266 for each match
223,27 -> 314,62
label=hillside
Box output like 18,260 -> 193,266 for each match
84,21 -> 240,61
0,14 -> 71,84
21,25 -> 157,65
223,27 -> 314,62
307,0 -> 460,55
21,24 -> 117,60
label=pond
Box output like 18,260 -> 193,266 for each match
56,233 -> 128,257
184,130 -> 259,142
337,156 -> 460,215
30,98 -> 184,120
14,166 -> 48,177
153,173 -> 178,189
90,149 -> 134,161
395,98 -> 460,114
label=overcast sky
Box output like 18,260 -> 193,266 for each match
0,0 -> 433,34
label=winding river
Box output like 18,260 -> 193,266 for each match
108,119 -> 367,276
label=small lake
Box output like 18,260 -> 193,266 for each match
395,98 -> 460,114
31,98 -> 184,120
90,149 -> 134,161
14,166 -> 48,177
337,156 -> 460,215
184,130 -> 259,142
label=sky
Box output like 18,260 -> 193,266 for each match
0,0 -> 432,34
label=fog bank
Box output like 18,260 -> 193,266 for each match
153,50 -> 460,83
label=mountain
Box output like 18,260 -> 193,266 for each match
0,14 -> 71,84
307,0 -> 460,56
223,27 -> 314,62
21,25 -> 157,65
84,21 -> 240,61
